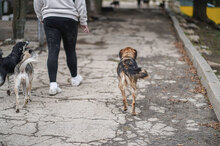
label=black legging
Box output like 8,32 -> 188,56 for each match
44,17 -> 78,82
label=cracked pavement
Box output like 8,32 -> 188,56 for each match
0,8 -> 220,145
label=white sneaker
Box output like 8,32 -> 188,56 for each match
49,82 -> 62,96
71,74 -> 83,86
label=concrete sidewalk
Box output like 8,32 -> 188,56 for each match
0,9 -> 219,145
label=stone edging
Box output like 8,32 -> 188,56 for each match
168,12 -> 220,121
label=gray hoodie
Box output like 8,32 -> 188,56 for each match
34,0 -> 87,25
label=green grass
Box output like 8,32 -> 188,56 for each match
216,31 -> 220,37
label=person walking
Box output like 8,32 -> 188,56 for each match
34,0 -> 89,95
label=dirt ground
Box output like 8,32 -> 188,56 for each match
195,22 -> 220,74
177,14 -> 220,79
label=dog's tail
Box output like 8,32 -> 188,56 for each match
118,59 -> 149,80
123,67 -> 149,80
19,57 -> 37,72
136,68 -> 149,80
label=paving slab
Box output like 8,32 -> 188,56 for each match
0,8 -> 219,145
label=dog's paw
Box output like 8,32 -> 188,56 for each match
16,109 -> 20,113
7,90 -> 11,96
132,112 -> 136,116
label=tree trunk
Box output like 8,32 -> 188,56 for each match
86,0 -> 102,15
193,0 -> 208,21
215,0 -> 220,7
12,0 -> 27,39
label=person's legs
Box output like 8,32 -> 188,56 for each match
60,18 -> 82,86
61,19 -> 78,77
44,17 -> 62,95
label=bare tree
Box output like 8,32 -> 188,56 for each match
193,0 -> 209,22
193,0 -> 219,30
12,0 -> 27,39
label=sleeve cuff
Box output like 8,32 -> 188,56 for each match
80,21 -> 87,26
38,16 -> 43,21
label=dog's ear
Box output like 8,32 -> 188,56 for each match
134,49 -> 137,59
119,49 -> 123,59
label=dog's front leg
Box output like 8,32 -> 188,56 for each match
7,75 -> 11,95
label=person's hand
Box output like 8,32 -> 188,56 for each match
81,25 -> 89,33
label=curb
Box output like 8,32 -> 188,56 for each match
168,12 -> 220,121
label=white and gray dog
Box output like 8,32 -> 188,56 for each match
14,48 -> 37,113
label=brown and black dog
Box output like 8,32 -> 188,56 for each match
117,47 -> 149,116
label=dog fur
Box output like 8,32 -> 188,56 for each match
14,49 -> 37,113
0,41 -> 29,95
117,47 -> 149,116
